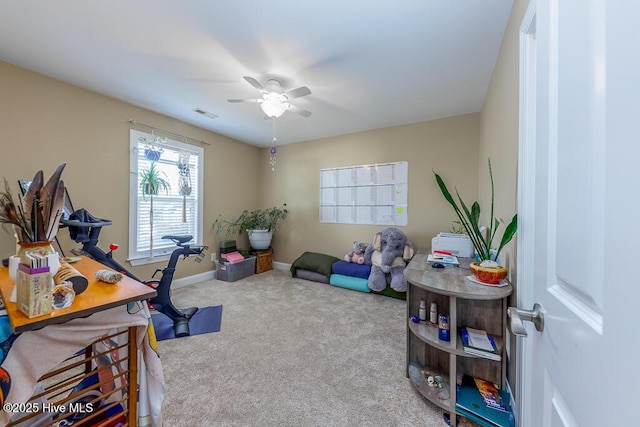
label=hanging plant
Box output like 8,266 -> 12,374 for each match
139,162 -> 171,258
144,148 -> 163,161
177,151 -> 192,222
177,151 -> 192,196
139,133 -> 166,161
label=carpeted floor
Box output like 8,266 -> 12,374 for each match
158,269 -> 469,426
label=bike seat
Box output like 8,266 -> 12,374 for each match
162,235 -> 193,244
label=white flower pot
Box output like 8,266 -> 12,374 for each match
248,229 -> 273,250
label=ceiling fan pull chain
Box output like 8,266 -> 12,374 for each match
270,118 -> 278,172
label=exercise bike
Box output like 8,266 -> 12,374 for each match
62,208 -> 207,337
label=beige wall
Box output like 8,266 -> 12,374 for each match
1,9 -> 520,278
478,0 -> 529,282
1,61 -> 481,277
478,0 -> 530,391
258,114 -> 481,263
0,60 -> 261,280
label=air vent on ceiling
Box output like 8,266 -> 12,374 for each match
193,108 -> 218,119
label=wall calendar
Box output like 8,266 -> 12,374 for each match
320,161 -> 408,225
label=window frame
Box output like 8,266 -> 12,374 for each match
128,129 -> 204,266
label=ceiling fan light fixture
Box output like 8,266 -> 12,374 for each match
260,93 -> 289,118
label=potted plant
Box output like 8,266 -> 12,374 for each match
434,159 -> 517,284
212,204 -> 288,250
140,162 -> 171,197
139,162 -> 171,257
177,153 -> 192,222
139,135 -> 166,161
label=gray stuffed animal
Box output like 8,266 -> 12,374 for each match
363,227 -> 415,292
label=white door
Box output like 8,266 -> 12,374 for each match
516,1 -> 640,426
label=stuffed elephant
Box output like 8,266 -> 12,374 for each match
363,227 -> 415,292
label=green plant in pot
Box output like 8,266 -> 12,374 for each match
434,159 -> 517,284
139,162 -> 171,257
140,162 -> 171,197
212,204 -> 288,250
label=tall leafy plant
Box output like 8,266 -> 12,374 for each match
434,159 -> 517,263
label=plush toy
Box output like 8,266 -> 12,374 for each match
363,227 -> 415,292
344,241 -> 368,264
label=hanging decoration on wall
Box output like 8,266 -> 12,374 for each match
269,118 -> 278,172
177,149 -> 192,222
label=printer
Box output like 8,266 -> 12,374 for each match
431,233 -> 475,258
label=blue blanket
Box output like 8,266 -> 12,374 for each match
331,260 -> 371,279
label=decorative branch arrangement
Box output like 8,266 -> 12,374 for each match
0,163 -> 67,243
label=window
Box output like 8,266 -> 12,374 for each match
129,129 -> 203,265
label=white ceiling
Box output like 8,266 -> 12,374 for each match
0,1 -> 513,147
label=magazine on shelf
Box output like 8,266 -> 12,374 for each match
473,377 -> 508,413
459,328 -> 501,361
455,375 -> 513,427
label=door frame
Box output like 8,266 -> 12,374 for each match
516,1 -> 537,426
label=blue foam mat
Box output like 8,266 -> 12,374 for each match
152,305 -> 223,341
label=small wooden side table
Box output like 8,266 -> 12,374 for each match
251,248 -> 273,274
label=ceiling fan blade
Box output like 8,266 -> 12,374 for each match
287,104 -> 312,118
283,86 -> 311,101
243,76 -> 265,92
227,98 -> 263,103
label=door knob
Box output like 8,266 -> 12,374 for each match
507,303 -> 544,337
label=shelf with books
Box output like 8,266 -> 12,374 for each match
459,327 -> 504,362
456,374 -> 514,427
405,250 -> 512,427
409,319 -> 501,359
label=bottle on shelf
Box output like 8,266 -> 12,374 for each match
438,314 -> 450,341
419,300 -> 427,321
430,302 -> 438,323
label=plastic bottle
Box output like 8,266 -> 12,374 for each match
438,314 -> 450,341
419,300 -> 427,321
430,302 -> 438,324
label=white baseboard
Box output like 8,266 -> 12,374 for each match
172,262 -> 289,289
171,269 -> 216,289
273,261 -> 291,271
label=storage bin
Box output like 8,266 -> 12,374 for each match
215,256 -> 256,282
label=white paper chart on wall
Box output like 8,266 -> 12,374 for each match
319,161 -> 408,225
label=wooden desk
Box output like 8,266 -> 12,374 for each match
0,256 -> 156,333
0,256 -> 161,427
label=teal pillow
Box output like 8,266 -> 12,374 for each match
329,274 -> 371,293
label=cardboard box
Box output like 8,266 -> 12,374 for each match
215,256 -> 256,282
17,264 -> 53,318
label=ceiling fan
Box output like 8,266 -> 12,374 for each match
228,76 -> 312,118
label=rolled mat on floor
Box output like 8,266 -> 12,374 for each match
329,274 -> 371,293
